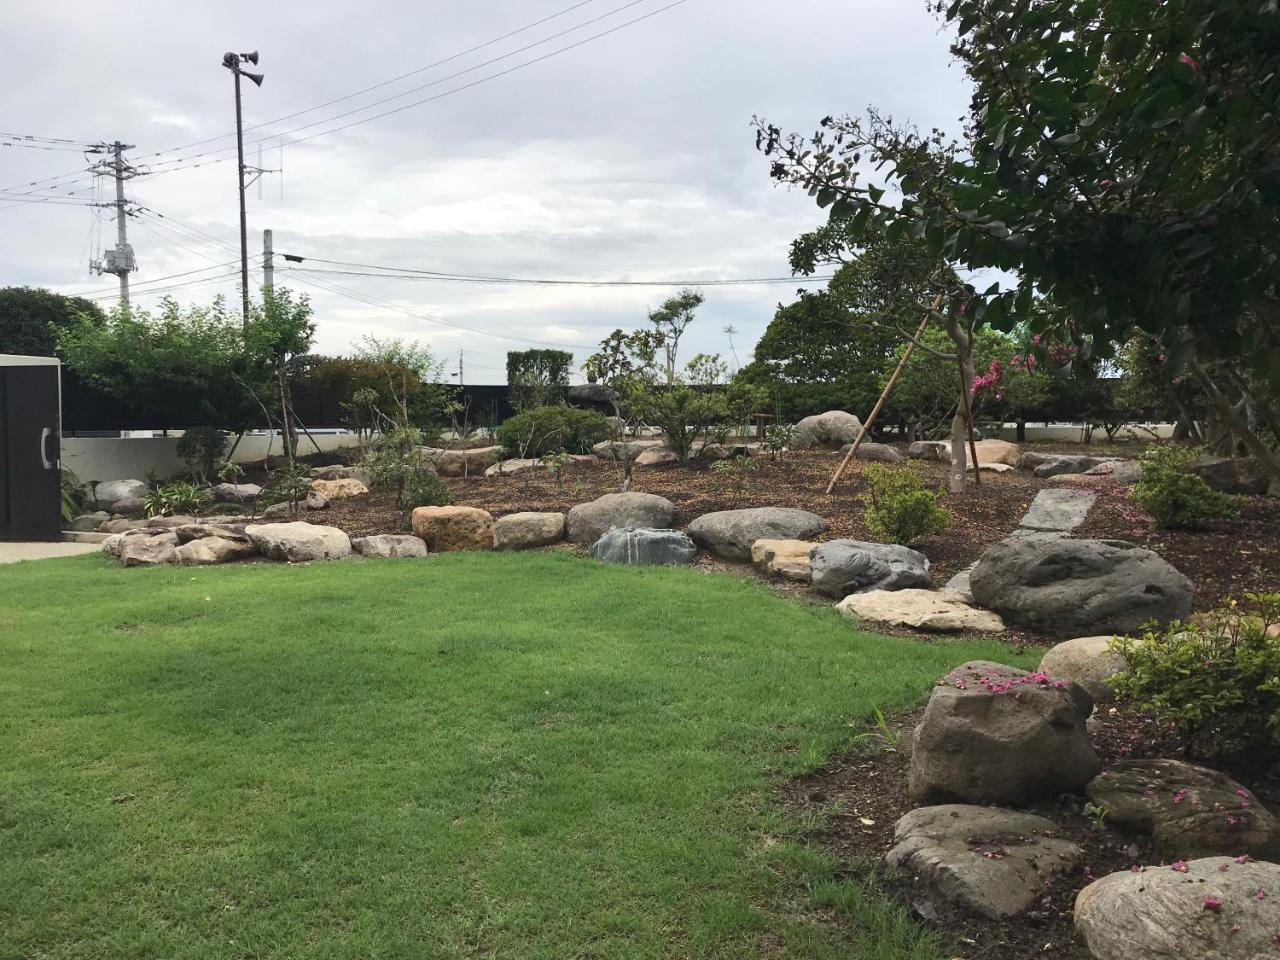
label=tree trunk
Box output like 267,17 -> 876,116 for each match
1016,421 -> 1026,442
946,323 -> 975,494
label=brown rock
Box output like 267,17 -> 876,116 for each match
410,506 -> 494,551
750,539 -> 815,582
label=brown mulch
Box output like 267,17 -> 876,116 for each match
783,704 -> 1280,960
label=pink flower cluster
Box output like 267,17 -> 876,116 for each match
944,669 -> 1069,694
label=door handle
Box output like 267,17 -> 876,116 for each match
40,427 -> 58,470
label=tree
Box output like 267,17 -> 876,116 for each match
506,349 -> 573,412
756,0 -> 1280,478
648,289 -> 704,384
242,288 -> 317,467
0,287 -> 104,358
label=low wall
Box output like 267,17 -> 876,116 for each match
61,433 -> 363,484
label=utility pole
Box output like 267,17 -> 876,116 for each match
89,140 -> 136,309
222,50 -> 263,324
458,350 -> 465,386
262,228 -> 274,294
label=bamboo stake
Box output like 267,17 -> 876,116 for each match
825,299 -> 940,495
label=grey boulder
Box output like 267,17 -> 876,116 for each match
887,805 -> 1084,919
909,660 -> 1100,806
792,410 -> 863,450
908,440 -> 951,462
176,536 -> 257,565
94,479 -> 148,513
565,492 -> 675,545
212,482 -> 262,503
687,507 -> 827,562
970,536 -> 1193,637
68,511 -> 110,532
592,528 -> 697,566
245,522 -> 352,562
1018,451 -> 1109,478
1191,456 -> 1270,495
810,540 -> 931,598
118,536 -> 179,567
1087,759 -> 1279,861
590,438 -> 667,462
1039,635 -> 1128,703
1075,857 -> 1280,960
351,534 -> 428,558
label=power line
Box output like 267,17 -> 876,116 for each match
0,131 -> 98,147
134,0 -> 692,176
141,0 -> 607,159
73,260 -> 241,297
76,269 -> 244,303
282,259 -> 834,287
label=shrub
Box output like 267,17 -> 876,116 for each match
403,470 -> 453,509
358,426 -> 452,511
763,422 -> 796,460
60,466 -> 88,523
861,462 -> 950,545
497,406 -> 609,458
1131,445 -> 1237,529
177,427 -> 229,485
143,481 -> 211,518
710,454 -> 761,505
1110,594 -> 1280,758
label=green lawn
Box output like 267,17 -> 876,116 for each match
0,552 -> 1031,959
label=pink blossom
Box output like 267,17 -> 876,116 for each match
1258,889 -> 1269,901
1180,52 -> 1201,71
1172,861 -> 1189,872
1203,896 -> 1223,911
1100,178 -> 1115,188
1235,855 -> 1253,864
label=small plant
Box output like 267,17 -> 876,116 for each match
60,466 -> 88,523
360,427 -> 451,512
1130,445 -> 1238,529
176,427 -> 230,485
143,481 -> 211,518
871,706 -> 902,750
1085,803 -> 1109,831
710,454 -> 760,505
861,462 -> 950,545
1110,593 -> 1280,758
218,460 -> 246,483
541,451 -> 571,493
264,462 -> 313,517
763,422 -> 795,460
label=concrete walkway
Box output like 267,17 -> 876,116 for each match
0,541 -> 102,564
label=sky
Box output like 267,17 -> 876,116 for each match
1,0 -> 973,383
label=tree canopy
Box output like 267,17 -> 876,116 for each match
0,287 -> 105,358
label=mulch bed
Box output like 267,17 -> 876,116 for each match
783,704 -> 1280,960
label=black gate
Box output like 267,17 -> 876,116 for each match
0,357 -> 62,541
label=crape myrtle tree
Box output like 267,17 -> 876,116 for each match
756,0 -> 1280,481
648,289 -> 704,385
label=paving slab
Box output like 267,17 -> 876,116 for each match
1018,488 -> 1097,532
0,541 -> 103,564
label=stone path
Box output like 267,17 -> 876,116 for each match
944,488 -> 1098,600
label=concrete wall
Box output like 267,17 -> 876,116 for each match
61,432 -> 363,483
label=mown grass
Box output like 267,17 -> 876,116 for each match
0,551 -> 1033,959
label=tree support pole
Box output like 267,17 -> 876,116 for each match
825,299 -> 939,495
957,359 -> 982,486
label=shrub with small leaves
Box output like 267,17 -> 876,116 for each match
1110,594 -> 1280,759
1131,445 -> 1238,529
497,405 -> 609,458
861,462 -> 950,545
763,422 -> 796,460
710,454 -> 760,505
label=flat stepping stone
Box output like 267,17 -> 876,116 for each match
1019,488 -> 1097,532
837,589 -> 1004,633
887,804 -> 1083,918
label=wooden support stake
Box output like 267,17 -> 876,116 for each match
825,299 -> 940,495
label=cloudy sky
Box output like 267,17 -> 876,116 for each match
2,0 -> 972,382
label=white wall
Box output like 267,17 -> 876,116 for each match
61,432 -> 363,483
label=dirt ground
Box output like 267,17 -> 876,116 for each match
307,443 -> 1280,617
783,703 -> 1279,960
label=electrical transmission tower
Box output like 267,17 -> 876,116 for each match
87,140 -> 137,308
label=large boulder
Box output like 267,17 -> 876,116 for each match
810,540 -> 930,598
173,522 -> 249,544
751,539 -> 816,582
118,536 -> 179,567
100,518 -> 150,534
635,446 -> 680,467
351,534 -> 428,558
592,528 -> 697,566
837,441 -> 903,464
970,536 -> 1193,637
908,661 -> 1100,806
837,589 -> 1005,633
972,439 -> 1021,467
1191,456 -> 1270,495
565,493 -> 675,545
428,446 -> 501,478
485,458 -> 544,477
792,410 -> 863,450
410,506 -> 494,551
176,536 -> 257,565
310,477 -> 369,500
493,512 -> 566,550
591,438 -> 666,462
687,507 -> 827,562
1074,857 -> 1280,960
887,805 -> 1084,919
212,482 -> 262,504
1039,635 -> 1128,703
1018,451 -> 1110,478
1087,759 -> 1279,862
310,464 -> 361,481
94,479 -> 148,513
245,522 -> 352,562
908,440 -> 952,462
1085,460 -> 1141,484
